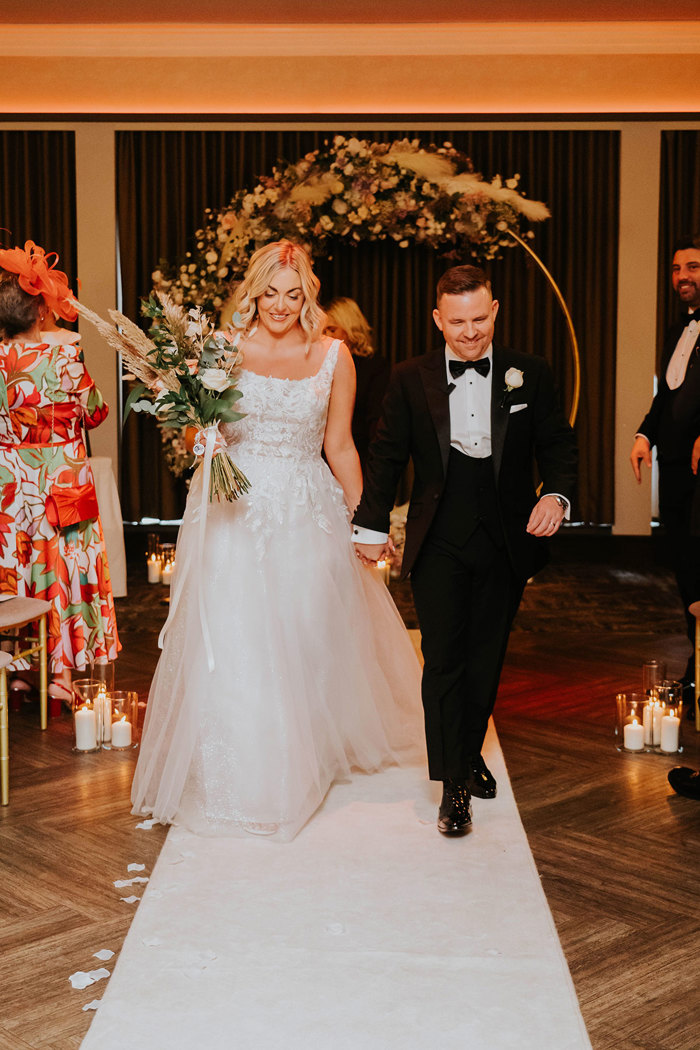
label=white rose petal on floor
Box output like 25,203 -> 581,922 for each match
80,722 -> 591,1050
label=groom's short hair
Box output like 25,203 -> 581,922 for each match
437,265 -> 491,304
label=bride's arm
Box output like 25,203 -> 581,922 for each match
323,342 -> 363,513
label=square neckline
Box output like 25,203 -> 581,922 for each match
238,339 -> 340,383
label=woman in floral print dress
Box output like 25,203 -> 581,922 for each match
0,241 -> 119,701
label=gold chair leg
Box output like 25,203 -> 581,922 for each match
695,619 -> 700,733
38,614 -> 48,731
0,668 -> 8,805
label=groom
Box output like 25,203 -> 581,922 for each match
353,265 -> 577,835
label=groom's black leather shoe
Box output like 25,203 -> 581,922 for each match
438,779 -> 472,835
466,755 -> 497,799
668,766 -> 700,800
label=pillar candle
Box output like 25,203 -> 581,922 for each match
652,703 -> 665,746
147,556 -> 161,584
100,690 -> 112,743
642,703 -> 653,746
623,719 -> 644,751
660,711 -> 680,753
160,562 -> 174,586
111,717 -> 132,748
74,706 -> 97,751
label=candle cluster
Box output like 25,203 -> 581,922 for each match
72,686 -> 138,753
146,546 -> 176,585
617,681 -> 683,754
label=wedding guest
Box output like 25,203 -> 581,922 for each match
323,298 -> 390,468
0,241 -> 120,706
630,234 -> 700,698
353,264 -> 577,835
132,240 -> 421,841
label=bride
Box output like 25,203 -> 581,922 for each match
132,240 -> 421,840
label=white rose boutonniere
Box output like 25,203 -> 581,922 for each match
501,367 -> 524,408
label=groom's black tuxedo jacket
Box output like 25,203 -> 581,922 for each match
638,319 -> 700,467
353,344 -> 577,581
637,318 -> 700,534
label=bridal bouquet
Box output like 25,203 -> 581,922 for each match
77,293 -> 250,502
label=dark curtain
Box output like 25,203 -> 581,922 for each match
658,131 -> 700,353
0,131 -> 77,304
117,129 -> 619,524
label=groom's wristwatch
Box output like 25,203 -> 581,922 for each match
552,495 -> 568,511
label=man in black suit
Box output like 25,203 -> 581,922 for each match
630,235 -> 700,694
353,265 -> 577,835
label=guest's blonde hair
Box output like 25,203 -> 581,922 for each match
231,240 -> 323,348
324,297 -> 375,358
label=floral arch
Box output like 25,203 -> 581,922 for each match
150,135 -> 578,478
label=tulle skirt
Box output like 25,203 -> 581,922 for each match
132,455 -> 423,842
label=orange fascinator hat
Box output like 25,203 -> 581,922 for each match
0,240 -> 78,323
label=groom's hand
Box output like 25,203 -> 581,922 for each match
354,541 -> 392,565
526,495 -> 566,537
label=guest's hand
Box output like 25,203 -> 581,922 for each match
354,540 -> 393,566
692,435 -> 700,475
630,435 -> 652,483
526,495 -> 565,537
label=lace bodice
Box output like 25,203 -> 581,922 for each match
217,341 -> 346,554
222,341 -> 339,463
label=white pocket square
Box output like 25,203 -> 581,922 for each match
509,403 -> 527,414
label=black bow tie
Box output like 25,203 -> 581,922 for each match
683,308 -> 700,327
449,357 -> 490,379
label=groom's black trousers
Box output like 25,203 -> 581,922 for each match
409,449 -> 524,780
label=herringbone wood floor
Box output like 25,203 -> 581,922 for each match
1,559 -> 699,1049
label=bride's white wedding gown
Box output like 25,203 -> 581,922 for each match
132,341 -> 422,841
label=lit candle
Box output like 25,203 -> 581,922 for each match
99,687 -> 111,743
642,702 -> 653,746
368,559 -> 390,586
660,709 -> 680,753
652,702 -> 665,746
74,705 -> 97,751
623,718 -> 644,751
111,716 -> 132,748
160,562 -> 174,586
147,555 -> 161,584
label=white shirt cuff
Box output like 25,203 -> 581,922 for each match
352,525 -> 389,544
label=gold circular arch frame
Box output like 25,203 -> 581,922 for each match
505,230 -> 581,427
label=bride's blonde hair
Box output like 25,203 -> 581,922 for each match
231,240 -> 323,348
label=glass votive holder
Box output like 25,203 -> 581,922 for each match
107,691 -> 139,750
642,659 -> 666,695
90,660 -> 115,695
71,683 -> 104,753
656,681 -> 684,754
159,543 -> 176,586
615,692 -> 650,752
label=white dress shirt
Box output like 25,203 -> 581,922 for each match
665,317 -> 699,390
445,345 -> 492,457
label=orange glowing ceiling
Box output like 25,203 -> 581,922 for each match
12,0 -> 698,21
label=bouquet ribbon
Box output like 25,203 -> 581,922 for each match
158,424 -> 219,673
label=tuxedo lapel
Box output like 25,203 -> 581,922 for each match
491,346 -> 511,481
418,350 -> 451,478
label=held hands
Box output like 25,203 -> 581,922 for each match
630,435 -> 652,483
354,538 -> 395,566
526,494 -> 566,537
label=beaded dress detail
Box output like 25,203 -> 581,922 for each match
132,342 -> 421,841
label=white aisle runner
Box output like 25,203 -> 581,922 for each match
81,722 -> 591,1050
